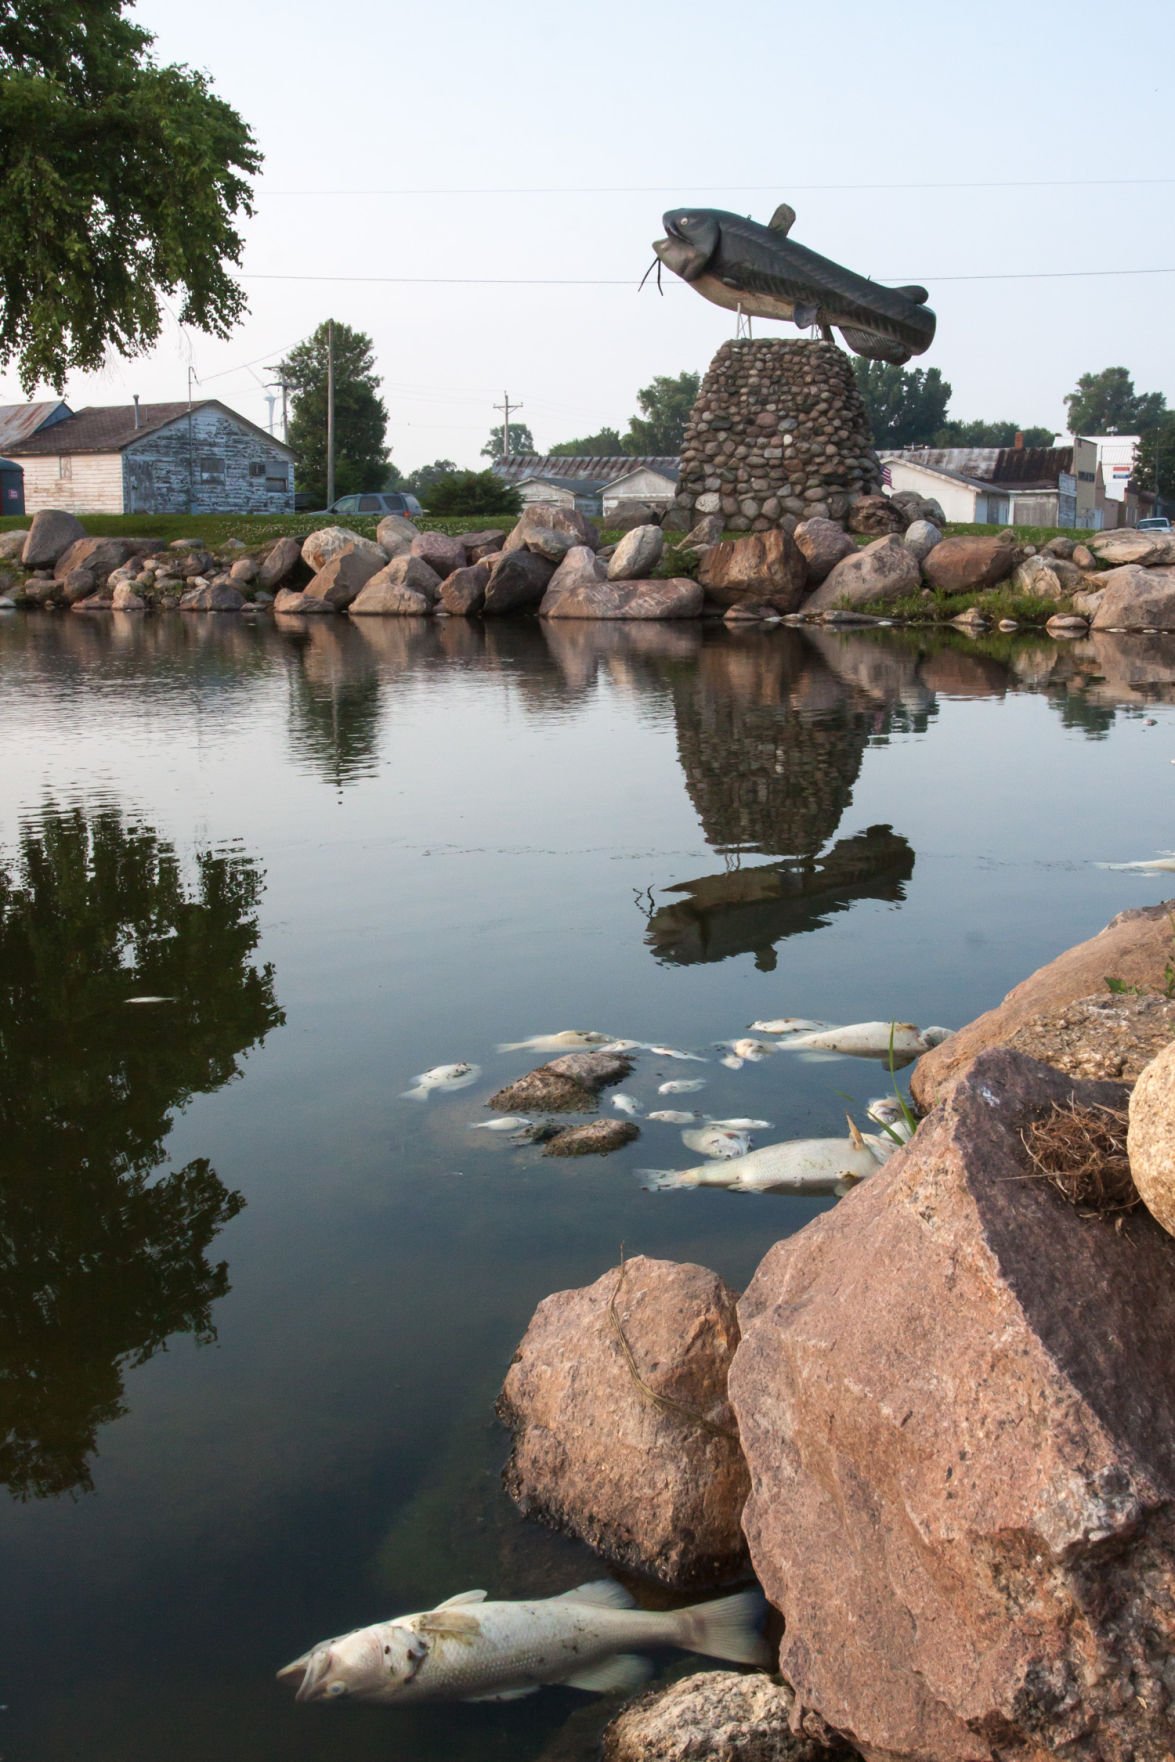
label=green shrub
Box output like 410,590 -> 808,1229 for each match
421,472 -> 522,519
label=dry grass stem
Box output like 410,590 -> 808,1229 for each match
1021,1101 -> 1139,1216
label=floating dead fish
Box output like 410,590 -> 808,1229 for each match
657,1078 -> 707,1095
719,1055 -> 744,1070
724,1038 -> 776,1061
469,1116 -> 532,1132
647,1109 -> 701,1123
277,1580 -> 769,1707
748,1018 -> 829,1034
640,1130 -> 880,1194
1095,853 -> 1175,873
682,1125 -> 751,1160
401,1063 -> 481,1101
497,1031 -> 615,1054
646,1045 -> 708,1062
706,1116 -> 774,1131
597,1039 -> 642,1053
777,1022 -> 947,1064
124,995 -> 176,1004
610,1093 -> 643,1116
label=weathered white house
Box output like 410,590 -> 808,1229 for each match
494,454 -> 680,518
4,400 -> 295,515
881,443 -> 1112,529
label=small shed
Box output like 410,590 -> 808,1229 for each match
600,464 -> 679,517
0,456 -> 25,516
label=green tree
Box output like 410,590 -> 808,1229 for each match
933,419 -> 1056,448
405,458 -> 458,497
424,470 -> 522,517
0,0 -> 260,392
482,422 -> 535,461
0,803 -> 283,1499
549,426 -> 628,456
276,321 -> 388,504
1134,412 -> 1175,502
1063,367 -> 1167,436
853,361 -> 952,447
624,372 -> 700,453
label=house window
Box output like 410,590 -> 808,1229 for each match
58,456 -> 72,479
198,455 -> 226,486
249,461 -> 266,478
266,463 -> 290,490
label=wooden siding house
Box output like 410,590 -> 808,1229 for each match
4,400 -> 295,515
495,454 -> 680,519
880,443 -> 1113,530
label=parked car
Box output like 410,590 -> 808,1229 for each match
1137,516 -> 1171,532
317,491 -> 424,519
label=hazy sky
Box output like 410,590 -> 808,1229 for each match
3,0 -> 1173,470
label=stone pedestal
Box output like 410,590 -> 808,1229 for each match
675,339 -> 883,531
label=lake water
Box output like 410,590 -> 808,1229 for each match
2,610 -> 1174,1762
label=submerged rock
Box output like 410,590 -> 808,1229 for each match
603,1673 -> 859,1762
542,1119 -> 639,1157
499,1256 -> 750,1588
489,1050 -> 633,1114
730,1048 -> 1175,1762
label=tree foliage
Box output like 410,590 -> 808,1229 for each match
624,372 -> 699,453
0,803 -> 283,1499
853,361 -> 953,448
482,422 -> 535,461
933,419 -> 1056,448
424,470 -> 522,517
1063,366 -> 1166,436
276,321 -> 388,504
404,458 -> 458,497
549,426 -> 628,456
0,0 -> 260,391
1134,412 -> 1175,502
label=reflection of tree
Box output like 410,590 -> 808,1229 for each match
0,805 -> 283,1500
646,825 -> 915,968
279,621 -> 384,789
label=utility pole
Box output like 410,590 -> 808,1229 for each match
494,390 -> 522,462
326,319 -> 336,507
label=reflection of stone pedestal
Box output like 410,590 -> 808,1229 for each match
675,339 -> 882,532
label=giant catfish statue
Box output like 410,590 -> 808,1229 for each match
652,203 -> 936,366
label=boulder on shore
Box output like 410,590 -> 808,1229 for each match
793,517 -> 856,583
730,1047 -> 1175,1762
438,561 -> 491,616
847,494 -> 905,536
1128,1038 -> 1175,1237
698,529 -> 808,612
306,546 -> 384,610
503,505 -> 598,555
921,534 -> 1016,594
542,574 -> 702,620
911,898 -> 1175,1110
1089,563 -> 1175,630
607,524 -> 664,581
22,509 -> 86,569
410,530 -> 467,577
499,1256 -> 751,1588
802,534 -> 920,613
301,526 -> 385,574
603,1673 -> 858,1762
350,554 -> 442,613
483,547 -> 556,615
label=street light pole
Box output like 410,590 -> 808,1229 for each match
326,319 -> 336,507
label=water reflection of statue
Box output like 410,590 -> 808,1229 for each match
278,620 -> 385,789
0,804 -> 283,1500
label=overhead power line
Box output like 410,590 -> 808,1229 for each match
238,266 -> 1175,287
260,177 -> 1175,196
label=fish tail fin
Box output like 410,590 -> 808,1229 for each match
675,1588 -> 772,1668
399,1085 -> 428,1101
637,1168 -> 695,1192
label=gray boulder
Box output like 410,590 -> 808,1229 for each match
438,561 -> 491,616
1012,553 -> 1084,599
902,518 -> 943,563
793,517 -> 855,584
273,587 -> 333,614
301,525 -> 384,573
542,575 -> 703,620
305,547 -> 384,610
410,531 -> 467,576
257,536 -> 304,592
607,523 -> 664,581
348,578 -> 433,616
374,514 -> 419,557
603,1673 -> 854,1762
1090,529 -> 1175,568
803,534 -> 921,612
179,582 -> 245,612
503,505 -> 598,555
483,548 -> 556,615
0,530 -> 30,561
352,554 -> 442,611
22,509 -> 85,569
605,500 -> 665,534
523,526 -> 579,563
679,513 -> 725,554
111,582 -> 146,611
1090,564 -> 1175,630
453,528 -> 507,561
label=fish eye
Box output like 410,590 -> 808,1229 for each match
326,1682 -> 347,1697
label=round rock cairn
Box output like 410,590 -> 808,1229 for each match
675,338 -> 884,531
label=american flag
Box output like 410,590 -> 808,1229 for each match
881,464 -> 893,486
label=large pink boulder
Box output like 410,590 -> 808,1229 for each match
498,1255 -> 751,1589
410,531 -> 467,577
922,535 -> 1016,594
502,505 -> 598,554
698,529 -> 808,612
730,1048 -> 1175,1762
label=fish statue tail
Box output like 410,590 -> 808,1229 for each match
674,1588 -> 772,1668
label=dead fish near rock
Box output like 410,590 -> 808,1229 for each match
748,1018 -> 828,1034
682,1126 -> 751,1160
469,1116 -> 532,1133
278,1581 -> 770,1706
497,1030 -> 615,1053
723,1038 -> 776,1062
640,1129 -> 881,1194
646,1045 -> 708,1062
1095,854 -> 1175,873
647,1109 -> 701,1123
706,1116 -> 774,1131
778,1022 -> 951,1064
658,1078 -> 706,1095
401,1062 -> 481,1101
610,1093 -> 643,1116
720,1054 -> 744,1070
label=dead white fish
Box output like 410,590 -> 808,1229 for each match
865,1096 -> 909,1127
469,1116 -> 531,1132
719,1054 -> 744,1071
400,1063 -> 481,1102
778,1022 -> 943,1063
277,1580 -> 769,1707
748,1018 -> 829,1034
706,1116 -> 774,1130
682,1125 -> 751,1160
610,1093 -> 643,1117
646,1045 -> 708,1062
497,1031 -> 614,1054
647,1109 -> 701,1123
124,995 -> 176,1004
657,1078 -> 706,1095
724,1038 -> 775,1062
639,1130 -> 880,1194
1095,853 -> 1175,873
597,1039 -> 641,1053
